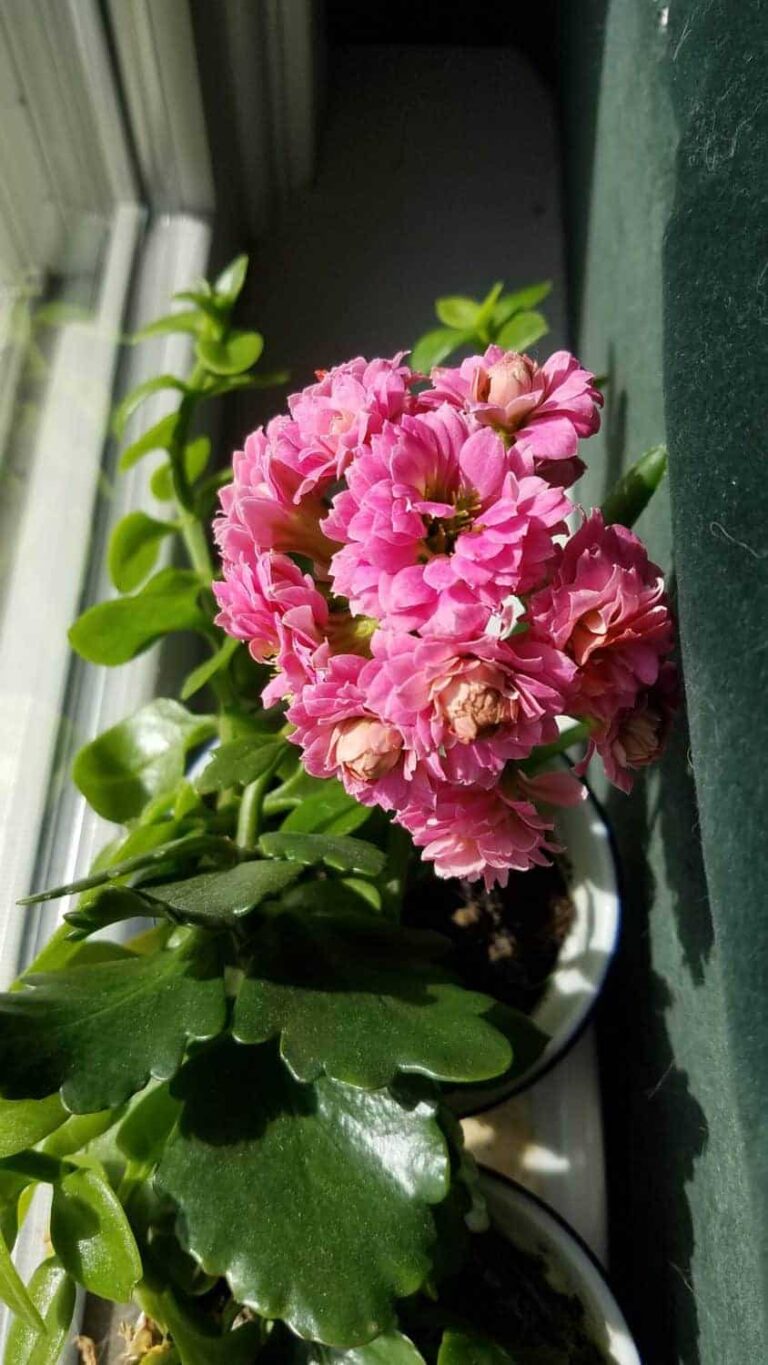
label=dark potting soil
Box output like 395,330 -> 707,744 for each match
403,858 -> 575,1015
403,1225 -> 608,1364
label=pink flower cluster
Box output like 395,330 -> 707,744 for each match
214,346 -> 676,888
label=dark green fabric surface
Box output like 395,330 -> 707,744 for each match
562,2 -> 768,1361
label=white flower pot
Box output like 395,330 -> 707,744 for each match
455,781 -> 621,1113
481,1170 -> 641,1365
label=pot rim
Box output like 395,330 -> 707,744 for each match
452,774 -> 622,1114
478,1167 -> 641,1365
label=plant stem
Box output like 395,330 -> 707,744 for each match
236,776 -> 268,849
179,511 -> 213,580
522,721 -> 592,773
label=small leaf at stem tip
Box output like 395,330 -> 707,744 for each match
196,330 -> 264,376
601,444 -> 668,528
112,375 -> 187,440
108,511 -> 177,593
410,327 -> 473,373
2,1258 -> 74,1362
68,568 -> 207,667
491,279 -> 552,327
495,309 -> 549,351
195,736 -> 287,793
180,635 -> 239,700
72,698 -> 216,823
214,253 -> 249,303
258,831 -> 386,877
435,296 -> 480,329
132,309 -> 203,342
118,411 -> 179,472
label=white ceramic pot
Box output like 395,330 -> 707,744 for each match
454,780 -> 621,1113
481,1171 -> 641,1365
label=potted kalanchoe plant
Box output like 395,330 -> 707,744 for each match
0,261 -> 674,1363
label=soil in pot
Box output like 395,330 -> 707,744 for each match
402,1224 -> 608,1364
402,858 -> 576,1016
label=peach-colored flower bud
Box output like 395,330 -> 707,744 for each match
435,664 -> 514,743
333,717 -> 402,781
485,352 -> 537,407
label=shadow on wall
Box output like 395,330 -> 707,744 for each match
599,679 -> 711,1365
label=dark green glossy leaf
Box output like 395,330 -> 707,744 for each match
494,310 -> 548,352
0,936 -> 227,1111
437,1329 -> 514,1364
234,914 -> 512,1088
214,254 -> 249,304
151,436 -> 211,501
0,1097 -> 66,1159
108,511 -> 177,592
491,280 -> 552,328
69,568 -> 207,666
2,1258 -> 74,1364
0,1233 -> 43,1332
310,1333 -> 426,1363
50,1162 -> 141,1301
112,376 -> 186,441
194,736 -> 286,793
196,330 -> 263,376
133,310 -> 203,342
118,412 -> 178,472
142,859 -> 302,927
410,328 -> 471,374
19,832 -> 237,906
601,444 -> 667,528
281,780 -> 371,836
64,886 -> 147,938
157,1039 -> 449,1345
73,699 -> 216,822
180,636 -> 238,701
435,297 -> 479,330
259,831 -> 385,877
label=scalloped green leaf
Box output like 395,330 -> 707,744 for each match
118,411 -> 179,472
0,1096 -> 67,1159
494,310 -> 548,352
69,568 -> 207,666
280,779 -> 371,836
196,330 -> 263,376
157,1039 -> 449,1346
73,699 -> 216,822
19,832 -> 237,906
3,1258 -> 74,1364
233,914 -> 513,1089
108,511 -> 177,592
437,1330 -> 514,1364
258,831 -> 385,877
309,1332 -> 426,1363
50,1162 -> 141,1301
0,936 -> 227,1112
139,859 -> 303,927
194,736 -> 287,793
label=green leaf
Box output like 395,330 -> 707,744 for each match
280,780 -> 371,836
108,511 -> 177,592
151,436 -> 211,500
435,296 -> 480,330
118,411 -> 179,472
491,280 -> 552,327
116,1084 -> 181,1167
494,310 -> 549,352
141,859 -> 303,927
473,282 -> 504,336
0,1233 -> 44,1332
410,328 -> 471,373
214,254 -> 249,304
174,289 -> 225,322
601,444 -> 668,528
133,310 -> 203,342
310,1333 -> 426,1363
69,568 -> 207,666
64,886 -> 147,938
50,1163 -> 141,1301
180,636 -> 238,701
73,698 -> 216,822
194,736 -> 287,793
19,832 -> 237,906
0,1097 -> 66,1160
41,1109 -> 122,1159
139,1279 -> 263,1365
157,1039 -> 449,1345
234,914 -> 512,1088
259,831 -> 385,877
196,330 -> 264,376
2,1258 -> 74,1364
0,937 -> 227,1112
437,1329 -> 514,1364
112,376 -> 187,441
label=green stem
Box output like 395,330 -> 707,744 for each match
522,721 -> 592,773
179,511 -> 213,579
236,776 -> 268,849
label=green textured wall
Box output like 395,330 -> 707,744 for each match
561,2 -> 768,1362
